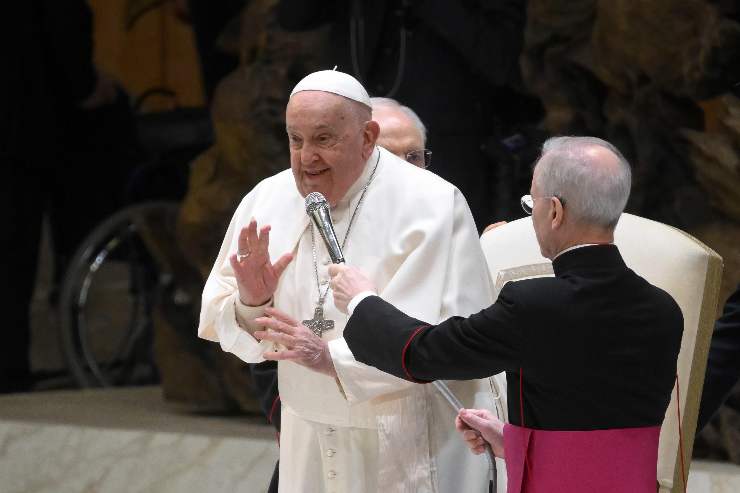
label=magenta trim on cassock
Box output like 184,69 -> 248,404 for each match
503,423 -> 661,493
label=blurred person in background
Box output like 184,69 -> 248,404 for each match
370,96 -> 431,169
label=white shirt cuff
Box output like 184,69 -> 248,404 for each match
234,297 -> 273,335
347,291 -> 377,316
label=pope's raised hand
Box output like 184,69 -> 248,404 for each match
229,219 -> 293,306
328,264 -> 376,314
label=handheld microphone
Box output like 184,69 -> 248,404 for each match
305,192 -> 345,264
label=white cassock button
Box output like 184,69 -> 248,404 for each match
320,279 -> 329,286
327,471 -> 337,479
326,426 -> 335,435
326,449 -> 336,457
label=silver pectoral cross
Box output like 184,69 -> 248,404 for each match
303,306 -> 335,337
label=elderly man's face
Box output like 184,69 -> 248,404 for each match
373,106 -> 424,166
286,91 -> 377,206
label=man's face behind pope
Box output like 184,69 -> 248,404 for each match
286,91 -> 379,206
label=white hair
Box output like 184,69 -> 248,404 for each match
370,97 -> 427,145
534,136 -> 632,228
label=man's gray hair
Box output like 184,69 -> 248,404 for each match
370,97 -> 427,145
534,136 -> 632,228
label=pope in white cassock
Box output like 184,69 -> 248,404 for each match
198,69 -> 507,492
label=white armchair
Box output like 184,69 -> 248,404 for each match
480,213 -> 723,492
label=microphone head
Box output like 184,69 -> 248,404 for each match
305,192 -> 328,213
304,191 -> 345,264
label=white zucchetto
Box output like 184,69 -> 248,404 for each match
290,69 -> 371,109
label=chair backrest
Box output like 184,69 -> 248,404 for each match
479,213 -> 723,492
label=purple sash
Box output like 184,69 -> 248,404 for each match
503,424 -> 661,493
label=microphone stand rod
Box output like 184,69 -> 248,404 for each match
433,381 -> 497,493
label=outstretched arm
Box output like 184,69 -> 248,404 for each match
342,284 -> 522,382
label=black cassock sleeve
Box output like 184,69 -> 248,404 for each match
344,284 -> 523,383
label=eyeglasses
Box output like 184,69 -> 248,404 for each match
520,194 -> 566,215
405,149 -> 432,169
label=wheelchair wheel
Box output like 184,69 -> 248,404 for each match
59,201 -> 180,387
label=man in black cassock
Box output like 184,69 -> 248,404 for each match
321,136 -> 685,491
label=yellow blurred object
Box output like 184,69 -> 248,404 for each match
124,0 -> 164,30
89,0 -> 204,111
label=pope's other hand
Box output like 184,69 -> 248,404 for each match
328,264 -> 376,314
229,218 -> 293,306
254,307 -> 337,378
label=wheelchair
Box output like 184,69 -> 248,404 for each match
58,93 -> 212,388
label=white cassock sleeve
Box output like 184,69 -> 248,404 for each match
198,198 -> 274,363
328,189 -> 492,404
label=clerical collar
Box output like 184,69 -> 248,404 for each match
553,243 -> 613,260
334,146 -> 381,211
552,244 -> 625,277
